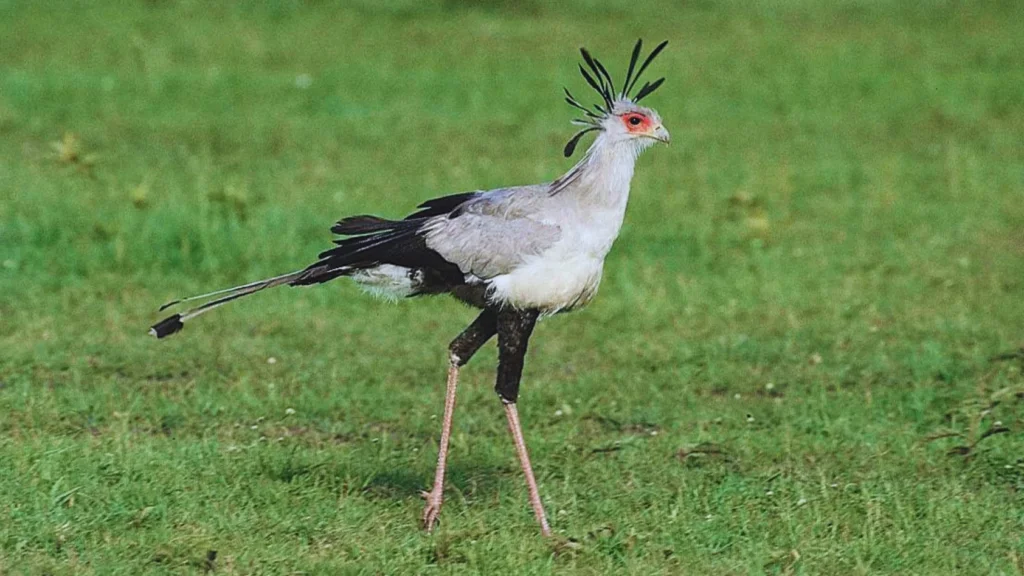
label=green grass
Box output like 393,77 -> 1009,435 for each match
2,0 -> 1024,573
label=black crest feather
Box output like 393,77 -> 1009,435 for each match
621,39 -> 645,98
562,39 -> 669,156
633,77 -> 665,102
563,127 -> 599,157
577,64 -> 610,112
624,40 -> 668,98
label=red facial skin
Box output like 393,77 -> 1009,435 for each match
621,112 -> 652,133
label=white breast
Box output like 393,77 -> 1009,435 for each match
479,133 -> 639,313
486,198 -> 628,313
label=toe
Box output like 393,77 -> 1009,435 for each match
422,507 -> 439,531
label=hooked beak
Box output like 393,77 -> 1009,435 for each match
652,124 -> 671,144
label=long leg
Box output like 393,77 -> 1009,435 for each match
495,308 -> 551,536
422,308 -> 497,532
503,402 -> 550,536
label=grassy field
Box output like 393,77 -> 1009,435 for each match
2,0 -> 1023,573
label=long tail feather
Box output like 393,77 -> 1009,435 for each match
158,271 -> 305,312
150,270 -> 306,339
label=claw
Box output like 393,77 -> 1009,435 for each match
421,487 -> 444,532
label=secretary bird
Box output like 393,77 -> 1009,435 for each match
151,39 -> 669,536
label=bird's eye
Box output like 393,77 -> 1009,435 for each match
628,116 -> 642,126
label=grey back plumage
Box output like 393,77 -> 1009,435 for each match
422,185 -> 562,280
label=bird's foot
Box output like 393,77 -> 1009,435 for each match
421,487 -> 444,532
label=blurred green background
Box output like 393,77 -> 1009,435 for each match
1,1 -> 1023,574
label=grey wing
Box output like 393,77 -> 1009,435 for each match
422,187 -> 561,279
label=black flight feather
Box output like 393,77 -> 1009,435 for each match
332,192 -> 478,239
331,215 -> 397,235
406,191 -> 479,220
303,218 -> 462,286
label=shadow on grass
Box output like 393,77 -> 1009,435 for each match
257,452 -> 510,502
364,462 -> 512,502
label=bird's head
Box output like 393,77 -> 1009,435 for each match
563,39 -> 670,158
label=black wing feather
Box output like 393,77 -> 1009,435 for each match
406,191 -> 479,220
295,192 -> 474,287
331,215 -> 396,235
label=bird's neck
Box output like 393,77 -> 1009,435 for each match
554,134 -> 641,210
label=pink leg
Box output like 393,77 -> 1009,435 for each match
422,357 -> 459,531
503,402 -> 551,536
